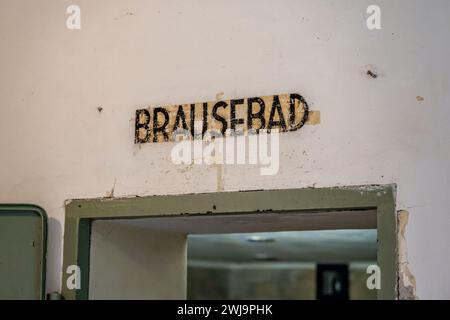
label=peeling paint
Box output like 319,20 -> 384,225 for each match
397,210 -> 418,300
105,179 -> 117,198
366,70 -> 378,78
216,92 -> 224,101
364,64 -> 380,79
306,110 -> 320,125
341,184 -> 394,193
177,163 -> 194,174
114,11 -> 134,21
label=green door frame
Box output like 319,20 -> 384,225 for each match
61,184 -> 397,300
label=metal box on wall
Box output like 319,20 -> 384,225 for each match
0,205 -> 47,299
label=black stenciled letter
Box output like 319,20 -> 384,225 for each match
173,105 -> 188,132
268,95 -> 287,131
289,93 -> 309,131
247,97 -> 266,132
153,107 -> 170,142
230,99 -> 245,132
212,101 -> 228,135
190,104 -> 196,138
135,109 -> 150,143
202,102 -> 208,138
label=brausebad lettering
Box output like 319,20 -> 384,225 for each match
135,93 -> 309,143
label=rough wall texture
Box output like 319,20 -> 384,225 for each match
0,0 -> 449,298
397,210 -> 417,300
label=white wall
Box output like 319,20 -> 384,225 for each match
0,0 -> 449,298
89,220 -> 186,299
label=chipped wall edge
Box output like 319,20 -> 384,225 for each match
397,210 -> 418,300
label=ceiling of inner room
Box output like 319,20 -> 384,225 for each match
187,229 -> 377,264
113,209 -> 377,234
110,210 -> 377,264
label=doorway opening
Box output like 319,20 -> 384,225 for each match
187,229 -> 377,300
87,209 -> 378,300
62,186 -> 397,299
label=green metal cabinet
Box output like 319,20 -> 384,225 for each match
0,205 -> 47,299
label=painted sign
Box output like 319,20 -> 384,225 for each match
135,93 -> 317,143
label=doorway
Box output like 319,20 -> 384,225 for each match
62,185 -> 397,299
187,229 -> 377,300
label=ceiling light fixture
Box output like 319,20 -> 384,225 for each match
246,235 -> 275,243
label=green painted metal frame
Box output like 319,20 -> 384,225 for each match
0,204 -> 48,300
62,185 -> 397,300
